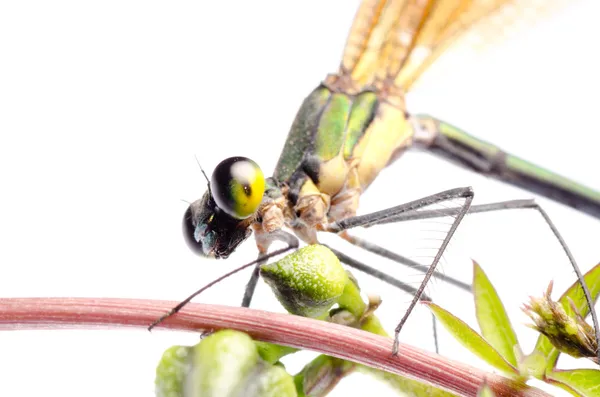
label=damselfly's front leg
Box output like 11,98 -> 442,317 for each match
325,186 -> 474,355
241,229 -> 300,308
148,231 -> 299,331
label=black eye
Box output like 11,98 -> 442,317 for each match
182,205 -> 206,256
211,157 -> 265,219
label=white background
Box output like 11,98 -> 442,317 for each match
1,1 -> 600,396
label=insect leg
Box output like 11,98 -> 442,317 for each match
241,262 -> 262,307
327,246 -> 431,299
339,232 -> 471,292
326,187 -> 474,355
326,245 -> 440,353
383,198 -> 600,363
241,231 -> 300,308
344,198 -> 600,363
147,234 -> 299,331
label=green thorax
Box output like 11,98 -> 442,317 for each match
272,84 -> 378,185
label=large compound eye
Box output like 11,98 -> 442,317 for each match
210,156 -> 265,219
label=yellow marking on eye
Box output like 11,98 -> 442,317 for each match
230,163 -> 265,218
211,157 -> 266,219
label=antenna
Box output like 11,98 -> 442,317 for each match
194,154 -> 211,194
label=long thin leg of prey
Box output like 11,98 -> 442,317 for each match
326,187 -> 474,355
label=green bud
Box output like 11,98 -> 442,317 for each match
187,330 -> 260,396
260,244 -> 348,318
155,330 -> 297,397
522,282 -> 598,362
252,363 -> 299,397
155,345 -> 192,397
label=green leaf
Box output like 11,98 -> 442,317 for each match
532,263 -> 600,369
473,261 -> 520,367
546,369 -> 600,397
425,302 -> 519,376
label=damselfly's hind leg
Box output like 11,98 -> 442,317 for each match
326,246 -> 440,353
403,198 -> 600,363
239,222 -> 446,351
325,186 -> 474,355
339,232 -> 471,292
339,197 -> 600,363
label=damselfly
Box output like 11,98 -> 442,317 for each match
151,0 -> 600,362
2,1 -> 600,396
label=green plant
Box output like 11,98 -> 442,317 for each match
155,244 -> 457,396
426,261 -> 600,396
155,245 -> 598,396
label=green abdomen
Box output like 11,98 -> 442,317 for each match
416,114 -> 600,220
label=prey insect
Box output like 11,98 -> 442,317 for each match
150,0 -> 600,359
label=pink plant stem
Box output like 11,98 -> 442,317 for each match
0,297 -> 549,397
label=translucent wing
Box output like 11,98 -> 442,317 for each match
337,0 -> 429,90
396,0 -> 573,92
335,0 -> 574,92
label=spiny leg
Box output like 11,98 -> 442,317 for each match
327,246 -> 440,353
148,236 -> 299,331
244,227 -> 441,353
339,232 -> 471,291
376,199 -> 538,224
241,231 -> 300,308
347,201 -> 545,292
344,198 -> 600,363
328,247 -> 433,300
326,187 -> 474,355
386,198 -> 600,363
